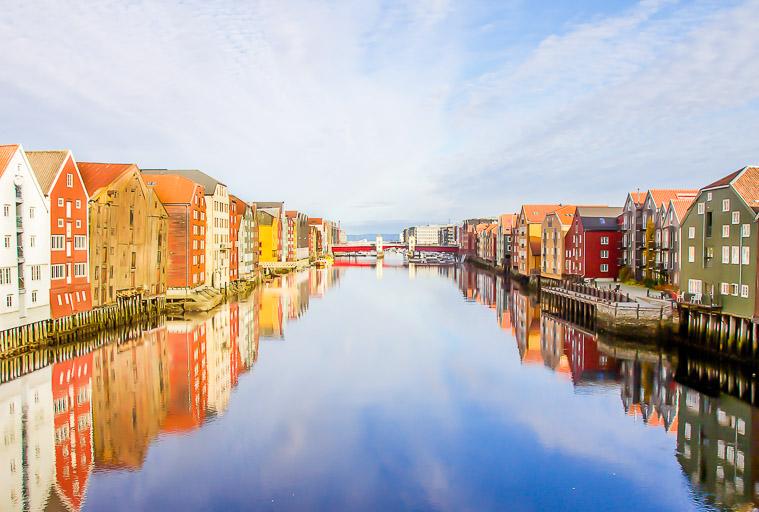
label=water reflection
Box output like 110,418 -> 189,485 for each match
0,268 -> 342,511
4,262 -> 759,510
447,264 -> 759,511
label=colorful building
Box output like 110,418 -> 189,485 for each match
229,195 -> 243,282
144,170 -> 229,290
143,173 -> 206,294
285,210 -> 309,261
564,206 -> 623,280
79,163 -> 168,307
253,202 -> 285,263
515,204 -> 561,277
540,205 -> 577,281
659,198 -> 693,287
27,150 -> 92,319
680,166 -> 758,319
0,145 -> 51,328
238,201 -> 257,279
496,213 -> 517,269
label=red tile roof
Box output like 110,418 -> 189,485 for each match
143,173 -> 202,204
0,144 -> 20,178
78,162 -> 137,197
521,204 -> 562,224
308,217 -> 323,225
732,166 -> 759,213
703,168 -> 743,190
668,198 -> 695,221
628,191 -> 646,205
550,205 -> 577,226
648,189 -> 698,209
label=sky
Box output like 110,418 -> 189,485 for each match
2,0 -> 759,234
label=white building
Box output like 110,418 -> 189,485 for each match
0,145 -> 51,329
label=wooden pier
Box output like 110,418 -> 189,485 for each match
677,303 -> 758,361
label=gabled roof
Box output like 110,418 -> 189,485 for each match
731,166 -> 759,213
78,162 -> 137,197
520,204 -> 562,224
142,169 -> 225,194
548,205 -> 577,226
0,144 -> 20,178
308,217 -> 324,225
252,201 -> 284,209
143,173 -> 202,204
703,168 -> 743,190
647,189 -> 698,209
668,198 -> 695,222
25,150 -> 69,193
627,191 -> 646,206
499,213 -> 517,229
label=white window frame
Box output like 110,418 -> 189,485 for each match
722,225 -> 730,238
688,227 -> 695,239
723,199 -> 730,212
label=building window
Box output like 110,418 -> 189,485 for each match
29,207 -> 35,219
741,284 -> 749,298
52,235 -> 65,250
721,282 -> 730,295
2,204 -> 9,217
75,220 -> 81,228
75,199 -> 81,209
31,290 -> 37,303
732,283 -> 739,296
688,227 -> 695,239
707,192 -> 712,201
722,246 -> 730,264
74,235 -> 86,249
57,219 -> 63,228
6,295 -> 12,308
722,199 -> 730,212
0,268 -> 11,284
732,211 -> 740,224
600,250 -> 609,259
742,224 -> 751,238
722,225 -> 730,238
600,264 -> 609,273
31,265 -> 41,281
51,264 -> 66,280
732,246 -> 740,264
697,203 -> 705,214
600,236 -> 609,245
742,246 -> 750,265
3,235 -> 10,248
57,198 -> 64,207
688,246 -> 695,262
66,173 -> 73,187
74,263 -> 87,277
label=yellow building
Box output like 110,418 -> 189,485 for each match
515,204 -> 561,277
254,203 -> 285,263
540,205 -> 577,281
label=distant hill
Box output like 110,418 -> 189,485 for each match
347,233 -> 400,242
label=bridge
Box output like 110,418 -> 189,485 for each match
332,240 -> 458,255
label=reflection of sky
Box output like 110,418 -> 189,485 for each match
84,266 -> 698,511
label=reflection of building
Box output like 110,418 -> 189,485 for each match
677,390 -> 759,509
163,317 -> 208,433
512,287 -> 542,364
92,328 -> 169,470
205,305 -> 231,416
52,354 -> 94,512
259,280 -> 284,339
620,358 -> 678,432
0,366 -> 56,511
563,326 -> 619,385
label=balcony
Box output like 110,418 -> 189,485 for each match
16,246 -> 24,261
16,217 -> 22,232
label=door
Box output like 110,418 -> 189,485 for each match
66,263 -> 72,284
66,241 -> 71,258
66,201 -> 72,219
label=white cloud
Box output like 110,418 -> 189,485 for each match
0,0 -> 758,231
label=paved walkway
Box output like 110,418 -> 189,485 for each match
594,282 -> 673,304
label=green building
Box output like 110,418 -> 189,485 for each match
680,166 -> 759,320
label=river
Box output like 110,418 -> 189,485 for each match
1,255 -> 757,511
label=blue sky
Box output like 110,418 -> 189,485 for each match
1,0 -> 758,233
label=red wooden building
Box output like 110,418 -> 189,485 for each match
565,206 -> 623,280
144,174 -> 206,290
229,195 -> 246,282
26,150 -> 92,318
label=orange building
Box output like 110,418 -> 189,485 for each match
163,318 -> 208,433
52,353 -> 94,512
144,174 -> 206,291
26,150 -> 92,318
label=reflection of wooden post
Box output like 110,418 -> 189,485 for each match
728,316 -> 736,354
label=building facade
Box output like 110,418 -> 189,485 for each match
658,199 -> 693,287
79,163 -> 168,307
496,214 -> 517,269
145,170 -> 229,290
0,145 -> 51,329
565,206 -> 623,280
27,150 -> 90,319
680,167 -> 758,319
515,205 -> 561,277
253,202 -> 286,263
143,174 -> 206,293
540,206 -> 576,281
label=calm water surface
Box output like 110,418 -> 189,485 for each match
2,255 -> 758,511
